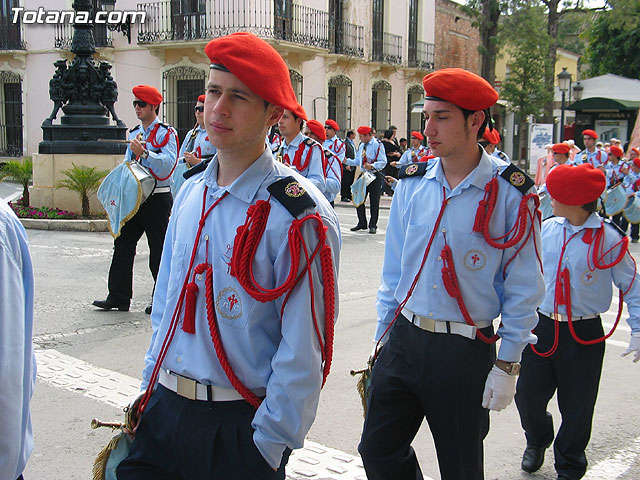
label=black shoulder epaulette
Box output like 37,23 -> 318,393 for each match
602,217 -> 627,238
303,138 -> 319,149
323,148 -> 334,159
158,122 -> 170,129
183,158 -> 211,179
497,151 -> 508,161
267,176 -> 316,217
499,163 -> 534,194
398,162 -> 429,179
129,125 -> 140,133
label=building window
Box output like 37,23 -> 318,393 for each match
407,0 -> 418,65
372,0 -> 384,62
162,66 -> 207,143
407,85 -> 423,137
171,0 -> 207,41
290,70 -> 303,104
0,71 -> 23,157
0,0 -> 25,50
274,0 -> 293,41
371,80 -> 391,132
328,75 -> 352,134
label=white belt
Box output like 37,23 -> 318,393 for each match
153,186 -> 171,194
159,369 -> 265,402
402,308 -> 491,340
539,310 -> 599,322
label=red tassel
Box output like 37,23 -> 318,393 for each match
182,282 -> 199,334
582,228 -> 593,244
473,200 -> 486,233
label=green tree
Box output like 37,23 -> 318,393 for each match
583,0 -> 640,78
56,164 -> 109,217
500,2 -> 553,161
0,157 -> 33,206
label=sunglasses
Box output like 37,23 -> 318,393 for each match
324,125 -> 333,129
194,106 -> 204,112
133,100 -> 148,108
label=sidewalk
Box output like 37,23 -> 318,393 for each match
333,193 -> 393,211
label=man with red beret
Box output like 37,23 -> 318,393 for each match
397,131 -> 430,166
323,120 -> 347,202
116,33 -> 340,480
515,163 -> 640,480
575,129 -> 606,169
358,67 -> 544,480
304,119 -> 341,206
172,94 -> 217,195
277,108 -> 326,194
93,85 -> 178,314
346,125 -> 387,233
481,127 -> 511,163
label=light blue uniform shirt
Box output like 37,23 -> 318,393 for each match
172,125 -> 217,195
142,149 -> 341,469
0,200 -> 36,480
376,151 -> 545,362
538,215 -> 640,333
127,117 -> 179,188
622,169 -> 640,194
280,132 -> 326,193
398,146 -> 429,166
348,137 -> 387,172
323,136 -> 346,164
492,148 -> 511,163
322,149 -> 342,203
605,161 -> 627,186
575,148 -> 606,168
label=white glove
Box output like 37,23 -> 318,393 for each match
482,365 -> 516,411
621,333 -> 640,363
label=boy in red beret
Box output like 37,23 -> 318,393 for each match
576,129 -> 606,169
304,119 -> 342,206
117,33 -> 340,480
171,94 -> 218,195
481,126 -> 511,163
515,163 -> 640,480
93,85 -> 178,314
323,119 -> 347,203
359,67 -> 544,480
397,130 -> 430,166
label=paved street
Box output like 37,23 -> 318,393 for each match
17,198 -> 640,480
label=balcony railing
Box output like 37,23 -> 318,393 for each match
371,32 -> 402,65
330,21 -> 364,58
54,23 -> 113,49
0,18 -> 25,50
137,0 -> 328,49
408,40 -> 434,70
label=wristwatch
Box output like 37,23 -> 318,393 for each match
495,359 -> 521,376
141,149 -> 149,159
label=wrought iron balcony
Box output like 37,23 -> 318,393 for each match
54,22 -> 113,49
330,21 -> 364,58
371,32 -> 402,65
408,40 -> 434,70
137,0 -> 328,49
0,18 -> 25,50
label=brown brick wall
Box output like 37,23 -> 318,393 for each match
435,0 -> 481,73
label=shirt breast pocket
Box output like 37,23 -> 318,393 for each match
451,233 -> 499,277
167,241 -> 188,299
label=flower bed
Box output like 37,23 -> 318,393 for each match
10,202 -> 78,220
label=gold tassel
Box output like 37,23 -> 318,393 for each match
92,433 -> 123,480
351,365 -> 372,418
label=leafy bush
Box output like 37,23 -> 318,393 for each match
0,158 -> 33,206
10,201 -> 77,220
56,163 -> 110,217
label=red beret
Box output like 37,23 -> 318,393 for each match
325,119 -> 339,131
551,143 -> 570,154
204,32 -> 304,119
609,145 -> 624,158
546,163 -> 606,206
634,158 -> 640,169
293,104 -> 307,121
482,127 -> 500,145
422,68 -> 498,111
132,85 -> 162,105
582,129 -> 598,140
410,131 -> 424,141
306,119 -> 326,142
357,126 -> 372,135
197,94 -> 205,103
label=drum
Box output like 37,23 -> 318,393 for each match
603,185 -> 626,216
98,161 -> 157,238
623,194 -> 640,224
351,174 -> 367,207
539,192 -> 553,221
171,159 -> 190,197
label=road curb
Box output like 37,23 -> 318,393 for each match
20,218 -> 109,232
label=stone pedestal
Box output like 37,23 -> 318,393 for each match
30,153 -> 122,215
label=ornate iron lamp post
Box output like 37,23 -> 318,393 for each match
557,67 -> 572,142
39,0 -> 127,154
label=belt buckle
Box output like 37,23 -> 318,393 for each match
176,375 -> 197,400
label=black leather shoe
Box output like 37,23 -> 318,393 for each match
145,304 -> 152,314
93,298 -> 129,312
368,227 -> 377,234
558,476 -> 573,480
521,444 -> 548,473
350,224 -> 367,231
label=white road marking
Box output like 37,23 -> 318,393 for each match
583,436 -> 640,479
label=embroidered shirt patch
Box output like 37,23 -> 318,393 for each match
285,181 -> 305,198
216,286 -> 243,320
581,270 -> 597,286
463,249 -> 487,271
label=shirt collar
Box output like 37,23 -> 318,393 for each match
425,148 -> 494,193
202,148 -> 273,204
557,212 -> 602,234
283,132 -> 305,149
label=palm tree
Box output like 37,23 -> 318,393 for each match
0,157 -> 33,206
56,164 -> 109,217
